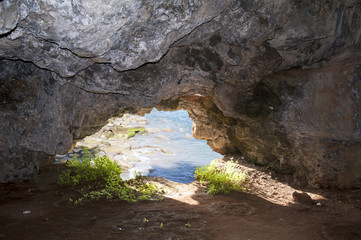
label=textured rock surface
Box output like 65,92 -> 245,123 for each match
1,0 -> 361,187
0,0 -> 232,76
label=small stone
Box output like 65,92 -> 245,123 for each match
161,128 -> 174,132
72,148 -> 82,153
156,135 -> 170,141
23,210 -> 31,215
292,191 -> 314,205
137,120 -> 148,126
147,128 -> 160,134
111,225 -> 123,232
185,133 -> 193,139
161,148 -> 174,155
316,202 -> 322,207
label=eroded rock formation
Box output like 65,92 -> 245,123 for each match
1,0 -> 361,188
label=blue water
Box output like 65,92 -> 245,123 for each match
132,109 -> 223,183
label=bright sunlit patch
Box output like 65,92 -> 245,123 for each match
56,108 -> 223,185
150,178 -> 200,206
126,108 -> 223,183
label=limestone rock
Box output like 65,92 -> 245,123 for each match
146,128 -> 161,134
0,0 -> 232,76
161,128 -> 174,133
0,0 -> 361,188
0,0 -> 19,35
156,135 -> 170,141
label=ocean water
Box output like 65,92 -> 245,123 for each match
130,109 -> 223,183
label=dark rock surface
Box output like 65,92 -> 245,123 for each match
292,191 -> 314,205
0,0 -> 361,188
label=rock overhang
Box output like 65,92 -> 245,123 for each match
0,0 -> 361,188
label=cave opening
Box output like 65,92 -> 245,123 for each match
55,107 -> 223,183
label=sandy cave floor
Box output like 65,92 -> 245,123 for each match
1,155 -> 361,240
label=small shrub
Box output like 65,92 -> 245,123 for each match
58,147 -> 162,204
194,158 -> 247,194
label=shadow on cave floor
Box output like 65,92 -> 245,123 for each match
1,163 -> 361,240
221,154 -> 361,210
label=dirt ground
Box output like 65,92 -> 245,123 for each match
1,155 -> 361,240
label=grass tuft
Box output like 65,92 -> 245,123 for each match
58,147 -> 162,204
194,158 -> 247,194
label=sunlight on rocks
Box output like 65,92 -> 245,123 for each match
56,109 -> 223,183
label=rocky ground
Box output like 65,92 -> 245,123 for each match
1,155 -> 361,240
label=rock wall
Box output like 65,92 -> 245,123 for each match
1,0 -> 361,188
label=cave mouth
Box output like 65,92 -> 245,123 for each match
55,108 -> 223,183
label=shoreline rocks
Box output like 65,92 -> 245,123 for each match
55,114 -> 176,179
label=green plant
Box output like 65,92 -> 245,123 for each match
194,158 -> 247,195
134,169 -> 143,179
74,197 -> 84,206
127,128 -> 146,138
143,218 -> 149,223
58,147 -> 162,204
160,222 -> 164,230
185,222 -> 191,228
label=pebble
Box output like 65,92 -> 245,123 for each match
23,210 -> 31,215
156,135 -> 170,141
137,120 -> 148,126
292,191 -> 314,205
72,148 -> 82,153
111,225 -> 123,231
161,128 -> 174,132
161,148 -> 174,155
147,128 -> 160,134
185,133 -> 193,139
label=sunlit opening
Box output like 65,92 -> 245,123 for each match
55,108 -> 223,184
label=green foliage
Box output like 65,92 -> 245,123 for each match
185,222 -> 191,228
127,128 -> 146,138
58,147 -> 162,204
194,158 -> 247,195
